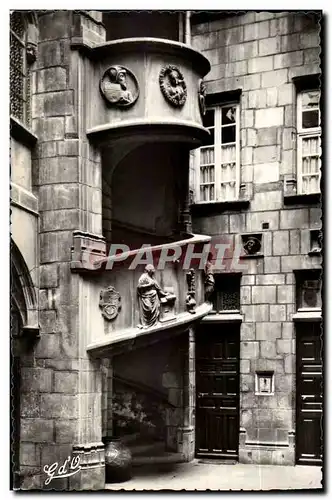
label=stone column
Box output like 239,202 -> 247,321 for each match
27,10 -> 106,490
177,327 -> 195,461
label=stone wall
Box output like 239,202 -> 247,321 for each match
17,11 -> 107,490
191,11 -> 322,465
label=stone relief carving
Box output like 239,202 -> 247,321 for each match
100,65 -> 139,107
186,268 -> 196,314
242,234 -> 262,256
159,65 -> 187,107
99,286 -> 122,320
198,80 -> 207,117
137,264 -> 176,328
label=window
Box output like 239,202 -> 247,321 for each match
196,103 -> 240,203
10,12 -> 30,125
297,89 -> 321,195
210,274 -> 241,314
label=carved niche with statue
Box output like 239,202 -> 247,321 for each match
159,65 -> 187,107
137,264 -> 176,328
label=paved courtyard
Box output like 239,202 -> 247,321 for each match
105,461 -> 323,491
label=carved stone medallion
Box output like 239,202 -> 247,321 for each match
100,65 -> 139,107
159,65 -> 187,107
198,80 -> 207,117
99,286 -> 121,320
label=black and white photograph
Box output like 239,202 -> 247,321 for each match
7,6 -> 325,493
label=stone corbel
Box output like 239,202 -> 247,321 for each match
71,230 -> 107,272
71,10 -> 106,50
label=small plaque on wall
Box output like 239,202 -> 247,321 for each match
255,372 -> 274,395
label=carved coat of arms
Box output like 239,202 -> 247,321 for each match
159,65 -> 187,107
99,286 -> 122,320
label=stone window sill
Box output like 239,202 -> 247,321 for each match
283,193 -> 321,206
191,199 -> 250,216
10,116 -> 38,148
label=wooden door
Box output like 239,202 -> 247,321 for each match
296,322 -> 323,465
196,324 -> 239,459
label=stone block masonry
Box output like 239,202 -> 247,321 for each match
17,10 -> 107,491
191,11 -> 321,466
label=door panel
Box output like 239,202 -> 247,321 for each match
196,325 -> 239,459
296,322 -> 322,465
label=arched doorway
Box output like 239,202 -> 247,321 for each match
10,239 -> 38,489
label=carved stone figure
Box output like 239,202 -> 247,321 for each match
99,286 -> 122,320
242,234 -> 262,255
159,65 -> 187,107
100,65 -> 139,107
137,265 -> 174,328
198,80 -> 207,117
186,268 -> 196,314
204,258 -> 215,302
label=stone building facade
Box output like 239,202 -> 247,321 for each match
190,11 -> 322,467
10,10 -> 322,491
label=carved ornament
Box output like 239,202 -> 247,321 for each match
26,42 -> 37,64
242,234 -> 262,256
159,65 -> 187,107
99,286 -> 122,320
137,264 -> 176,328
186,268 -> 196,314
198,80 -> 207,117
100,65 -> 139,107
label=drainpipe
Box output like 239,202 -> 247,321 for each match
184,10 -> 191,45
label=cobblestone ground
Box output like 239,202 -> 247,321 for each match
105,461 -> 323,491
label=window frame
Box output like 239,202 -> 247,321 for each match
210,273 -> 241,315
195,102 -> 241,204
296,89 -> 321,195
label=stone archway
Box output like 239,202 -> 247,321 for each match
10,239 -> 38,489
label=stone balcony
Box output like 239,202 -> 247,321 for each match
80,38 -> 210,147
71,233 -> 213,356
